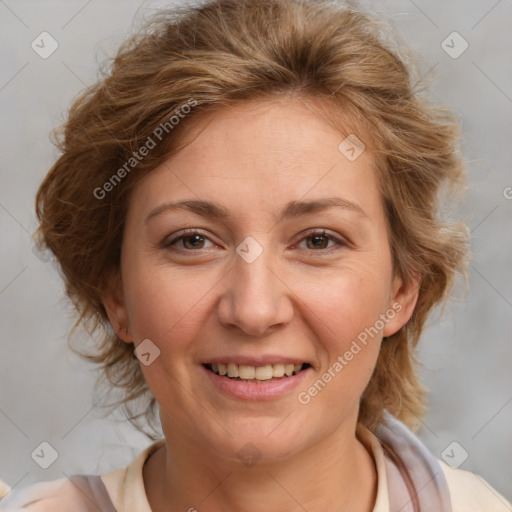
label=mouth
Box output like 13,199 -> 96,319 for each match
203,362 -> 311,383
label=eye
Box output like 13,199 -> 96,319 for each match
295,229 -> 348,252
162,229 -> 216,251
161,228 -> 348,253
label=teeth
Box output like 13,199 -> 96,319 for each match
284,364 -> 294,376
227,363 -> 239,378
255,365 -> 273,380
272,363 -> 285,377
208,362 -> 305,381
239,365 -> 255,379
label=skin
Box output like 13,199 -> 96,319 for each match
102,98 -> 419,512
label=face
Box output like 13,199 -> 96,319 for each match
103,98 -> 418,464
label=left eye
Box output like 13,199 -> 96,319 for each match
295,230 -> 345,251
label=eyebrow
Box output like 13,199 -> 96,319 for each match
145,196 -> 369,224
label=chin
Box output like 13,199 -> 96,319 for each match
200,416 -> 314,466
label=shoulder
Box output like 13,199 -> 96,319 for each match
0,440 -> 164,512
439,460 -> 512,511
0,475 -> 115,512
0,477 -> 79,511
100,438 -> 165,512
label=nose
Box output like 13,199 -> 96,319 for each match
216,245 -> 294,337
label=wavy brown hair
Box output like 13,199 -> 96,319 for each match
34,0 -> 469,436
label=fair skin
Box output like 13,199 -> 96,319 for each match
102,98 -> 419,512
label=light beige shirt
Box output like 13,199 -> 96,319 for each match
1,425 -> 510,511
100,425 -> 512,512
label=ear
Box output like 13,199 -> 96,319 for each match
101,270 -> 132,344
383,271 -> 420,337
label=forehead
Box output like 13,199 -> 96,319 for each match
169,98 -> 367,173
127,99 -> 382,225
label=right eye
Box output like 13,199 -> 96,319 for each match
162,229 -> 216,251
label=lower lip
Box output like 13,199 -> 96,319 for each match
201,365 -> 311,400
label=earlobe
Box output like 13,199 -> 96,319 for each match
101,271 -> 132,343
383,271 -> 420,338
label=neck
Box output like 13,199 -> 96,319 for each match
143,420 -> 377,512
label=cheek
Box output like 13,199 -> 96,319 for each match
304,262 -> 392,341
122,260 -> 219,351
298,263 -> 390,395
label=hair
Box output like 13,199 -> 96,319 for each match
34,0 -> 469,437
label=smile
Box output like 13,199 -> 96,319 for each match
203,362 -> 311,383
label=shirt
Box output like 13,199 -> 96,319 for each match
1,423 -> 510,511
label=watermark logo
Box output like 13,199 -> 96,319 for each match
31,32 -> 59,59
236,236 -> 264,263
441,32 -> 469,59
134,339 -> 161,366
31,441 -> 59,469
237,442 -> 262,467
338,134 -> 365,161
441,441 -> 469,468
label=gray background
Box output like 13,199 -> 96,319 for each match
1,0 -> 511,504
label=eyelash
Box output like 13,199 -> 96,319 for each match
162,229 -> 348,254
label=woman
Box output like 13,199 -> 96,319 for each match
1,0 -> 510,510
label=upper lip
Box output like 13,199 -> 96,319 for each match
203,355 -> 310,367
